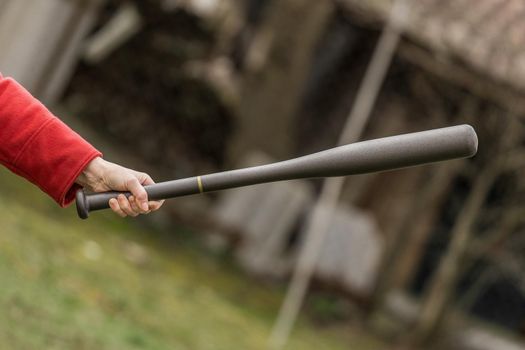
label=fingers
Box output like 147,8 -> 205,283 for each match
129,196 -> 151,214
125,177 -> 150,212
109,198 -> 127,218
148,200 -> 165,212
109,195 -> 159,218
118,194 -> 139,217
140,174 -> 155,186
131,173 -> 163,213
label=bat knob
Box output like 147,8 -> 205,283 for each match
76,189 -> 90,219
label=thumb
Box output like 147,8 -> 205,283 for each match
126,177 -> 149,211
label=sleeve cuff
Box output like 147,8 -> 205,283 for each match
12,117 -> 102,207
59,151 -> 102,207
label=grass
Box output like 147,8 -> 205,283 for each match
0,167 -> 384,350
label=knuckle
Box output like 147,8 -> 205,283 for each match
125,176 -> 139,187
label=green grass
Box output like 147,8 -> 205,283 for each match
0,167 -> 383,350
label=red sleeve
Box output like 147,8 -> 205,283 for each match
0,73 -> 102,207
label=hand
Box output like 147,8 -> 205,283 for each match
75,157 -> 164,217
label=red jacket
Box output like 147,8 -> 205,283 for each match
0,73 -> 101,207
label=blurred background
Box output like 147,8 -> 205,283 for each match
1,0 -> 525,349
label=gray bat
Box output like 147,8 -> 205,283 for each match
76,124 -> 478,219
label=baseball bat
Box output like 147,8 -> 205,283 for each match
76,124 -> 478,219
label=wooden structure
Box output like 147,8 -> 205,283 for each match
341,0 -> 525,113
338,0 -> 525,346
0,0 -> 104,104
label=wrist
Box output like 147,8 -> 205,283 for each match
76,157 -> 107,189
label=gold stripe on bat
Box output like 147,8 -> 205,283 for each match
197,176 -> 204,193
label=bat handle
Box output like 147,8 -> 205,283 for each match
75,176 -> 201,219
76,189 -> 89,219
76,188 -> 131,219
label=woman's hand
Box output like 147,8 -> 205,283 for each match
76,157 -> 164,217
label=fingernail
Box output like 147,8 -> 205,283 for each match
142,202 -> 149,211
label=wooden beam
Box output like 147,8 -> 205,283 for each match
337,0 -> 525,116
398,42 -> 525,116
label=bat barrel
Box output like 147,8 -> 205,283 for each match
76,124 -> 478,219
